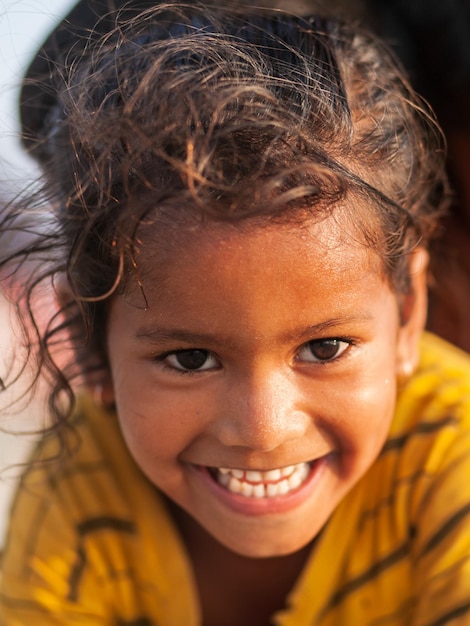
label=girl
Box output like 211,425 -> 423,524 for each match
1,2 -> 470,624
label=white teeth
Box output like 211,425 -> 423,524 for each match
267,482 -> 280,497
216,462 -> 311,499
245,470 -> 262,482
264,468 -> 282,481
228,477 -> 243,493
288,472 -> 302,491
241,482 -> 254,497
253,483 -> 266,498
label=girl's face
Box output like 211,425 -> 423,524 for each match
106,212 -> 427,557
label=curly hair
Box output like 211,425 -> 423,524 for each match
0,1 -> 449,438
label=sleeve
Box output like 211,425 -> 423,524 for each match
410,428 -> 470,625
0,466 -> 109,625
0,408 -> 170,626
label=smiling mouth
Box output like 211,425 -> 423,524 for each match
209,463 -> 311,498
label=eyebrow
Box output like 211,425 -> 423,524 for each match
134,315 -> 374,346
135,328 -> 230,345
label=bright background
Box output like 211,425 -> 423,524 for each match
0,0 -> 75,544
0,0 -> 76,194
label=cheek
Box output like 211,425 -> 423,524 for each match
111,372 -> 205,470
116,402 -> 168,461
115,401 -> 189,496
317,363 -> 397,473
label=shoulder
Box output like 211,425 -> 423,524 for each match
417,331 -> 470,389
379,332 -> 470,562
16,395 -> 143,517
0,399 -> 184,625
393,331 -> 470,438
395,334 -> 470,623
377,332 -> 470,496
1,396 -> 148,567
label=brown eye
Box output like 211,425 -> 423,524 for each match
298,339 -> 349,363
164,349 -> 218,372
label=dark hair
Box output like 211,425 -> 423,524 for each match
1,1 -> 449,435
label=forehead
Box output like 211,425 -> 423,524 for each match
124,209 -> 387,308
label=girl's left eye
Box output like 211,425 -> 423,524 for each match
162,349 -> 219,372
297,338 -> 350,363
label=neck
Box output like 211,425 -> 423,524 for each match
167,500 -> 314,626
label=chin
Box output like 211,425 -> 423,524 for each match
210,523 -> 318,559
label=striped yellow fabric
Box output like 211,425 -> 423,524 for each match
2,332 -> 470,625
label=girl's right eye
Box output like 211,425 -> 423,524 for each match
160,349 -> 219,373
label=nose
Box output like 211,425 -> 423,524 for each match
210,368 -> 310,453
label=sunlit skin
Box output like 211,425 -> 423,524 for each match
106,211 -> 427,567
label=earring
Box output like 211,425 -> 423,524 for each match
402,362 -> 414,377
398,361 -> 414,385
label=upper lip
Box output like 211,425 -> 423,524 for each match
202,463 -> 307,472
216,463 -> 306,471
191,453 -> 331,472
183,446 -> 333,473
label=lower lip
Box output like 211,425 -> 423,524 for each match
191,457 -> 330,516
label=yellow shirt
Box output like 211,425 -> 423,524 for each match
2,332 -> 470,625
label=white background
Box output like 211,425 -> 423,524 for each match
0,0 -> 75,543
0,0 -> 75,195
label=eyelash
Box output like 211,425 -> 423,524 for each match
153,337 -> 354,375
155,349 -> 220,376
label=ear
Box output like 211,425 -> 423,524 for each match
396,247 -> 429,381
